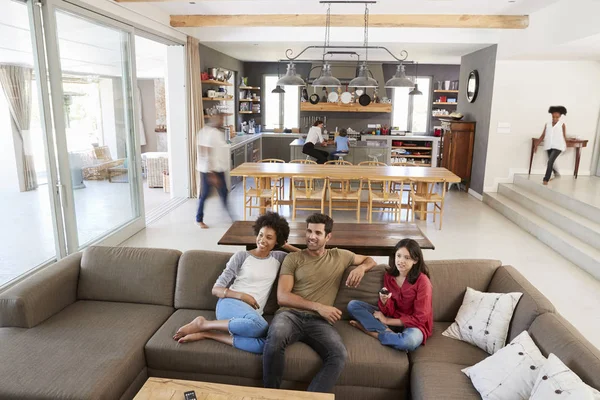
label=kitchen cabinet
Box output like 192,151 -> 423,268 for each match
440,120 -> 475,191
262,136 -> 299,162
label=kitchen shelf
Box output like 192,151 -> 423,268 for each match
433,102 -> 457,105
239,99 -> 260,102
201,80 -> 233,86
300,102 -> 392,113
204,113 -> 233,118
240,86 -> 261,90
433,115 -> 452,118
239,111 -> 259,114
433,90 -> 459,93
392,146 -> 433,150
203,97 -> 233,101
402,155 -> 432,159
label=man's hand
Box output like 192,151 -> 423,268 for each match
346,266 -> 366,288
373,311 -> 388,325
239,293 -> 260,310
316,304 -> 342,325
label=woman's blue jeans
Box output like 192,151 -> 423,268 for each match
347,300 -> 423,352
216,298 -> 268,354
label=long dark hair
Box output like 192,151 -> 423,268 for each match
387,239 -> 430,284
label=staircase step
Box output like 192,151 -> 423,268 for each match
484,192 -> 600,280
513,175 -> 600,225
498,184 -> 600,249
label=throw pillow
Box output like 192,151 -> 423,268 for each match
462,331 -> 546,399
443,287 -> 522,354
529,353 -> 600,400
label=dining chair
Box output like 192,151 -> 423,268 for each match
291,176 -> 327,220
408,179 -> 447,229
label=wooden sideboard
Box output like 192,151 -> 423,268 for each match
440,120 -> 476,191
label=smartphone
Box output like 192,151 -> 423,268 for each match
184,391 -> 198,400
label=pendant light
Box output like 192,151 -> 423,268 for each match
272,62 -> 286,93
385,63 -> 414,88
312,4 -> 341,88
349,4 -> 378,88
276,62 -> 305,87
409,62 -> 423,95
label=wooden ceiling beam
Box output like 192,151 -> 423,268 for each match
170,14 -> 529,29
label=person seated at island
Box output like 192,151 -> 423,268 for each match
303,120 -> 329,164
330,128 -> 350,161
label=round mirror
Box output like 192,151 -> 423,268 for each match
466,70 -> 479,103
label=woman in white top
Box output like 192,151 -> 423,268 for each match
173,212 -> 299,353
302,120 -> 329,164
535,106 -> 568,185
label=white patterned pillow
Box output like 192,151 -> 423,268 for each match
529,354 -> 600,400
462,331 -> 546,399
443,287 -> 522,354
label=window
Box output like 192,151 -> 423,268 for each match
392,77 -> 432,134
264,75 -> 299,130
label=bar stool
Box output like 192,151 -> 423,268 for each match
368,153 -> 383,163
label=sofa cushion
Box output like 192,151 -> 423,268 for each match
174,251 -> 234,310
427,259 -> 501,322
411,362 -> 480,400
334,264 -> 386,320
529,313 -> 600,391
409,322 -> 489,366
488,265 -> 555,342
78,246 -> 181,306
145,310 -> 409,390
0,301 -> 173,400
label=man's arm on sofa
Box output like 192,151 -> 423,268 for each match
0,252 -> 81,328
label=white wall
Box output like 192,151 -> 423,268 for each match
484,60 -> 600,192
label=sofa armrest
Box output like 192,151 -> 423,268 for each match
0,252 -> 81,328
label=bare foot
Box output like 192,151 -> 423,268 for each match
178,332 -> 209,343
196,222 -> 209,229
349,320 -> 382,339
543,181 -> 549,186
173,316 -> 207,341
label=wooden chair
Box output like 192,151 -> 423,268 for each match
325,160 -> 353,165
243,175 -> 278,220
367,178 -> 407,223
391,162 -> 416,192
358,161 -> 387,167
291,176 -> 327,220
408,179 -> 447,229
259,159 -> 285,200
290,159 -> 317,164
328,178 -> 363,221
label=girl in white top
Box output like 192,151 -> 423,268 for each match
173,212 -> 299,354
535,106 -> 568,185
302,120 -> 329,164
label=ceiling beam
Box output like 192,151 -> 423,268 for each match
169,14 -> 529,29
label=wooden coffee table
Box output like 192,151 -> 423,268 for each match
219,221 -> 434,256
133,378 -> 334,399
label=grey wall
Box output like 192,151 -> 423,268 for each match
138,79 -> 156,153
457,45 -> 497,195
199,44 -> 244,77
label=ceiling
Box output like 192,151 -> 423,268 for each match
0,0 -> 170,78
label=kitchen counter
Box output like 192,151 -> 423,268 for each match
290,139 -> 388,148
290,139 -> 390,164
360,135 -> 440,167
229,133 -> 262,151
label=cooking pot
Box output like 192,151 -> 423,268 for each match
358,93 -> 371,106
208,68 -> 218,79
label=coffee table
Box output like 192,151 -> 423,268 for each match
133,378 -> 334,399
219,221 -> 434,256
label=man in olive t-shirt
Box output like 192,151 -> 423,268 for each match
263,213 -> 377,393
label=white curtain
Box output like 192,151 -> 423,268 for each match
0,64 -> 38,191
186,36 -> 204,198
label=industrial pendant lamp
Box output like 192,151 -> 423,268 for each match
349,4 -> 378,88
272,62 -> 286,93
385,63 -> 414,88
276,62 -> 305,86
409,62 -> 423,95
313,4 -> 341,88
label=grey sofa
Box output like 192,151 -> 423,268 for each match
0,246 -> 598,400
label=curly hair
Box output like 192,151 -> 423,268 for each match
548,106 -> 567,115
306,213 -> 334,235
387,239 -> 430,285
253,212 -> 290,247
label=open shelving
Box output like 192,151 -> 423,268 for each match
239,86 -> 261,90
201,79 -> 232,86
203,97 -> 233,101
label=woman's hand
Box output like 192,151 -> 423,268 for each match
239,293 -> 260,310
373,311 -> 388,325
379,291 -> 392,305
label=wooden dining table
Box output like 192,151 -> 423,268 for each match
230,163 -> 461,220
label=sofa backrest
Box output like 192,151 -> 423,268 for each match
427,259 -> 501,322
529,313 -> 600,391
77,246 -> 181,306
175,250 -> 233,310
334,264 -> 386,319
488,265 -> 555,342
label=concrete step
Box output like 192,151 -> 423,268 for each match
498,184 -> 600,250
513,175 -> 600,225
484,192 -> 600,280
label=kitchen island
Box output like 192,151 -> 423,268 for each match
290,138 -> 390,164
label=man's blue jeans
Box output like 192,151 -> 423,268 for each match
347,300 -> 423,352
263,310 -> 348,393
196,171 -> 230,223
216,298 -> 268,354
